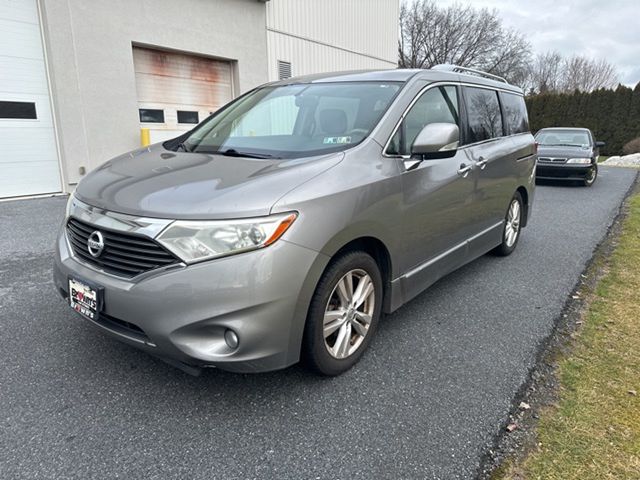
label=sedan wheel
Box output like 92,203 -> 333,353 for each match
583,164 -> 598,187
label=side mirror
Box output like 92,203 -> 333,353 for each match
411,123 -> 460,159
595,141 -> 606,148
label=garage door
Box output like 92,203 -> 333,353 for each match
0,0 -> 61,198
132,47 -> 234,144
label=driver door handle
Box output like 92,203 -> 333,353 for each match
476,157 -> 488,169
457,163 -> 472,177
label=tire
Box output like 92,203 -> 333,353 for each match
492,191 -> 523,257
583,164 -> 598,187
302,251 -> 383,376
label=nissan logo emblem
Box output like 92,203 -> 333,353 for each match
87,231 -> 105,258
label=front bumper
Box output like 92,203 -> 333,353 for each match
536,163 -> 594,181
54,226 -> 329,373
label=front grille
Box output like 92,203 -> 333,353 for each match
538,157 -> 566,163
66,217 -> 180,277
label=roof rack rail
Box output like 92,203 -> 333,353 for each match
431,64 -> 508,84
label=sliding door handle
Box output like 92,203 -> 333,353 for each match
457,163 -> 472,177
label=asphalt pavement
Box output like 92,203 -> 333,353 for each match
0,166 -> 637,479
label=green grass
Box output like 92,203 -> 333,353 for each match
598,155 -> 610,163
501,193 -> 640,479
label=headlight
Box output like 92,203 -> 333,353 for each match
156,212 -> 297,264
65,192 -> 75,218
566,158 -> 591,164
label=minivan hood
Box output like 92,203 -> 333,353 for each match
537,145 -> 593,158
75,145 -> 343,219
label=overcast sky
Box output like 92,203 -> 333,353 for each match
435,0 -> 640,87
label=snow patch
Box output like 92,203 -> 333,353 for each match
602,153 -> 640,167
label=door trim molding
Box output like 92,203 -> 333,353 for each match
401,220 -> 504,280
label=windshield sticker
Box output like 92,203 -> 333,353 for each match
323,136 -> 352,144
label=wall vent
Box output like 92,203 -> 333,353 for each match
278,61 -> 292,80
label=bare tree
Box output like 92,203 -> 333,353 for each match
399,1 -> 620,93
398,0 -> 531,84
530,51 -> 564,93
561,55 -> 618,92
524,52 -> 619,94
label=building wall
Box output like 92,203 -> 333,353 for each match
0,0 -> 62,198
39,0 -> 269,188
266,0 -> 399,80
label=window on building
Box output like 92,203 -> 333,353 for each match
177,110 -> 199,124
463,87 -> 504,143
386,86 -> 459,156
0,101 -> 37,119
500,92 -> 529,135
139,109 -> 165,123
278,61 -> 292,80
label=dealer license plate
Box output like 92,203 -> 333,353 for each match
69,277 -> 101,321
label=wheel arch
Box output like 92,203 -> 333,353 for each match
332,236 -> 392,303
516,185 -> 530,227
290,232 -> 397,365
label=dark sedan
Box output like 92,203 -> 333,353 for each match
535,127 -> 604,186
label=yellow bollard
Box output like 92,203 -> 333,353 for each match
140,128 -> 150,147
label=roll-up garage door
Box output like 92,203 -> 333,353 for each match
0,0 -> 62,198
132,47 -> 234,144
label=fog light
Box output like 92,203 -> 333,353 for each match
224,329 -> 239,349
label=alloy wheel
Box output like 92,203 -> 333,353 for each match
323,269 -> 375,359
504,199 -> 521,248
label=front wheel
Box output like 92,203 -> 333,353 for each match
492,192 -> 523,257
583,164 -> 598,187
302,251 -> 383,376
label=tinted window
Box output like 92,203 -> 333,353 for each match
387,85 -> 459,156
464,87 -> 503,143
177,110 -> 199,124
139,109 -> 164,123
0,101 -> 37,119
500,92 -> 529,134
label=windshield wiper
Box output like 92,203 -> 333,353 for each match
218,148 -> 280,159
544,143 -> 583,147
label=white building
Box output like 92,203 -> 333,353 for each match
0,0 -> 399,199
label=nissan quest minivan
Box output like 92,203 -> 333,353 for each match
54,65 -> 536,376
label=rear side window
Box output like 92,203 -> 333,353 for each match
387,85 -> 459,156
500,92 -> 529,135
463,87 -> 503,143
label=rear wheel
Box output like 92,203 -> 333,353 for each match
583,164 -> 598,187
302,251 -> 383,376
492,192 -> 523,257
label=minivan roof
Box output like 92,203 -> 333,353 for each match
268,68 -> 524,95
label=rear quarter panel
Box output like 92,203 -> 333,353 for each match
510,133 -> 536,224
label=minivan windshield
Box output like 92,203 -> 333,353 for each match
177,82 -> 402,158
536,130 -> 591,147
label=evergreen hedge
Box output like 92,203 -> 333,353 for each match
525,83 -> 640,155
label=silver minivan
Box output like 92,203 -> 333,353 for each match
54,65 -> 536,376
